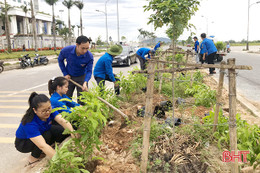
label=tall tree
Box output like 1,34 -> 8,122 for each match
74,1 -> 84,36
4,0 -> 11,52
30,0 -> 38,51
62,0 -> 74,44
45,0 -> 59,51
142,1 -> 200,172
21,5 -> 30,48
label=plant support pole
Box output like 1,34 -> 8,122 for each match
213,61 -> 226,132
140,60 -> 155,173
228,58 -> 238,173
68,79 -> 128,119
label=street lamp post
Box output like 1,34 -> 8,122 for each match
96,0 -> 110,45
96,9 -> 108,45
246,0 -> 260,50
117,0 -> 120,43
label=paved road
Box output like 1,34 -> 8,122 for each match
221,50 -> 260,104
0,57 -> 139,172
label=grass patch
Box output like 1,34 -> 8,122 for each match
0,49 -> 106,60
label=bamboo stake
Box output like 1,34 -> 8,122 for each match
149,59 -> 252,70
68,79 -> 128,119
158,54 -> 164,94
213,61 -> 226,132
228,59 -> 238,173
140,60 -> 156,173
132,67 -> 203,74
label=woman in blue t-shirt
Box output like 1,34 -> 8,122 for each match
15,92 -> 75,166
48,77 -> 80,115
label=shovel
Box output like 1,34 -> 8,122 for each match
68,79 -> 129,128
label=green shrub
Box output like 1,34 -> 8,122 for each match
215,41 -> 225,52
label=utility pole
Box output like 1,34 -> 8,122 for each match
117,0 -> 120,43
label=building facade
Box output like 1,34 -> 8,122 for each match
0,0 -> 65,49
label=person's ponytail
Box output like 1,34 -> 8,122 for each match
48,79 -> 55,96
48,77 -> 68,96
21,92 -> 38,125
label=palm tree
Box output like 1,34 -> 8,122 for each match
30,0 -> 38,51
45,0 -> 59,51
4,0 -> 11,52
62,0 -> 74,44
21,5 -> 29,48
76,25 -> 80,37
74,1 -> 84,36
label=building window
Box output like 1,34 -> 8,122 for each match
13,0 -> 16,2
24,1 -> 27,5
18,0 -> 21,3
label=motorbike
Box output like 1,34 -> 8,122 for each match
0,60 -> 4,73
227,48 -> 231,53
19,54 -> 33,69
32,54 -> 49,67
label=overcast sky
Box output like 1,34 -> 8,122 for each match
39,0 -> 260,42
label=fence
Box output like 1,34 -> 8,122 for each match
132,50 -> 252,173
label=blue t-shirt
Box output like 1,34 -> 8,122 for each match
58,45 -> 94,82
154,42 -> 161,51
50,92 -> 80,114
93,52 -> 115,82
136,48 -> 151,60
200,38 -> 217,55
194,40 -> 199,52
15,111 -> 59,139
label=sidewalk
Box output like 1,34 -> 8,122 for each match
2,52 -> 105,72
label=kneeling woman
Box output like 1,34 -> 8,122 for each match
48,77 -> 80,114
15,92 -> 75,165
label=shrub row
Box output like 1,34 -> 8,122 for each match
0,47 -> 64,52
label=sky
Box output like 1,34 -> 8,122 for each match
39,0 -> 260,43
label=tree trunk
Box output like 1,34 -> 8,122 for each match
30,0 -> 38,51
68,9 -> 71,44
4,0 -> 11,52
52,5 -> 56,51
80,10 -> 83,35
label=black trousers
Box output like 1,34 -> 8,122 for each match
94,74 -> 120,95
136,55 -> 147,70
67,75 -> 86,105
15,125 -> 68,158
207,52 -> 216,74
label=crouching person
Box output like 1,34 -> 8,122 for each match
15,92 -> 76,166
94,45 -> 122,95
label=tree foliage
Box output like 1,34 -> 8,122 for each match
144,0 -> 200,41
137,28 -> 156,40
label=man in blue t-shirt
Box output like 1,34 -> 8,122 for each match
136,48 -> 155,70
200,33 -> 217,74
94,45 -> 123,95
193,36 -> 200,63
154,41 -> 163,51
58,36 -> 93,103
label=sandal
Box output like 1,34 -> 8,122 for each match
25,159 -> 40,168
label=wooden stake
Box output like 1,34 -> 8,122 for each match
68,79 -> 128,119
158,54 -> 164,94
140,60 -> 156,173
228,58 -> 238,173
149,59 -> 252,70
213,61 -> 226,132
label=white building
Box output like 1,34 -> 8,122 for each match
0,0 -> 65,49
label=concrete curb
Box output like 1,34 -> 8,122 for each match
3,58 -> 58,72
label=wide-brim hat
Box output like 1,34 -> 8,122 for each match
107,45 -> 123,56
